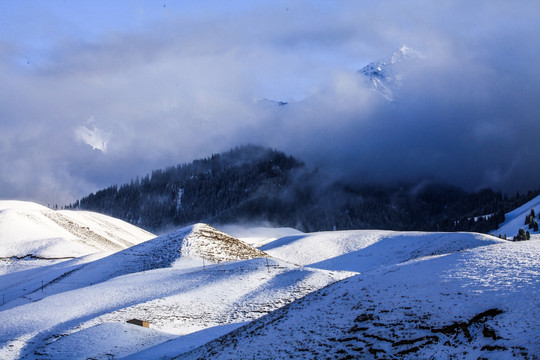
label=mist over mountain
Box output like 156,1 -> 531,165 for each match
3,3 -> 540,206
359,44 -> 421,101
3,3 -> 540,358
238,43 -> 540,197
67,145 -> 539,234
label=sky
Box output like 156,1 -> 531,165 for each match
1,0 -> 540,206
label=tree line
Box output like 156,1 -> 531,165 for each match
66,145 -> 540,234
511,208 -> 540,241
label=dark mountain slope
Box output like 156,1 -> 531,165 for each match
67,145 -> 539,233
68,145 -> 303,231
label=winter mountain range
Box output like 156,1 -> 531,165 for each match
1,195 -> 539,359
1,46 -> 539,359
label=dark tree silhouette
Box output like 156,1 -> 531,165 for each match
66,145 -> 540,234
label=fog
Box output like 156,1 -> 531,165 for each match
1,1 -> 539,204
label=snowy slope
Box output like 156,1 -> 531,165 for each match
0,200 -> 155,259
0,221 -> 349,359
260,229 -> 503,272
179,239 -> 540,359
0,256 -> 346,359
217,225 -> 304,247
493,195 -> 540,239
0,223 -> 268,310
1,200 -> 538,360
126,230 -> 512,359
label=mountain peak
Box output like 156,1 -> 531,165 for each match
182,223 -> 268,262
359,45 -> 421,101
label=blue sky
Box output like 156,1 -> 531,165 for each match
2,1 -> 274,50
1,0 -> 540,205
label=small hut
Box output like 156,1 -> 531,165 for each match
126,318 -> 150,328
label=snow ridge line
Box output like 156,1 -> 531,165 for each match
41,211 -> 125,251
0,255 -> 75,260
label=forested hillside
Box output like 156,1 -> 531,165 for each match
67,145 -> 539,233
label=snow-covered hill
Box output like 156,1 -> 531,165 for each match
0,199 -> 538,359
0,223 -> 269,310
0,200 -> 155,260
493,194 -> 540,240
259,230 -> 502,272
181,239 -> 539,359
0,224 -> 347,359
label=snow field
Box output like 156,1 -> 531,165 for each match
0,257 -> 347,359
1,199 -> 539,359
261,229 -> 503,273
180,240 -> 540,359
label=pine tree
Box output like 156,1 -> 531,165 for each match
515,228 -> 526,241
534,221 -> 539,232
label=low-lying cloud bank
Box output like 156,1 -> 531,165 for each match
1,1 -> 539,204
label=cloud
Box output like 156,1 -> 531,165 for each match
75,117 -> 111,152
0,0 -> 539,205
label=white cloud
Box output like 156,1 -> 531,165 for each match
75,117 -> 111,153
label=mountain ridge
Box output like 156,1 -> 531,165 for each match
0,200 -> 155,259
359,44 -> 421,101
67,145 -> 540,235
